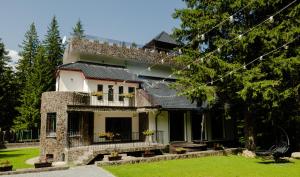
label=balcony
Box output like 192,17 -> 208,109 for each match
71,92 -> 136,107
67,38 -> 178,66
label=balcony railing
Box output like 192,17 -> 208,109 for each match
72,92 -> 136,107
67,131 -> 164,148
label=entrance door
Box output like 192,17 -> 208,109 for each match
169,111 -> 185,142
105,118 -> 132,141
139,112 -> 149,141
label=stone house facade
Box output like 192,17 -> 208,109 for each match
40,32 -> 235,163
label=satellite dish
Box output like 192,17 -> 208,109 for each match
62,36 -> 67,44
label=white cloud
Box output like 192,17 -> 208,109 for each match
7,49 -> 20,68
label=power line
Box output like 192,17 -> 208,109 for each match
152,35 -> 299,98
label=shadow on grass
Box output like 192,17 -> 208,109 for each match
257,159 -> 294,164
0,153 -> 26,159
0,149 -> 21,153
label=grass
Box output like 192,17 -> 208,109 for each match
104,155 -> 300,177
0,147 -> 39,170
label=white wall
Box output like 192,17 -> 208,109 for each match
186,111 -> 192,142
57,70 -> 139,106
57,70 -> 84,92
148,111 -> 169,144
86,79 -> 139,107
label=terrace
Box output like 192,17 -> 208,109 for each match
65,35 -> 179,66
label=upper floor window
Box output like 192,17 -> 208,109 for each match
128,87 -> 135,94
108,85 -> 114,101
119,86 -> 124,101
46,113 -> 56,137
97,84 -> 103,101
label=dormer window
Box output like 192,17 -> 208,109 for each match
108,85 -> 114,101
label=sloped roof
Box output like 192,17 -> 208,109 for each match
141,79 -> 198,109
58,62 -> 141,83
152,31 -> 178,45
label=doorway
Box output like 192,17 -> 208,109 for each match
169,111 -> 185,142
105,117 -> 132,141
139,112 -> 149,141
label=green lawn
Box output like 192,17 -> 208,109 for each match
104,155 -> 300,177
0,147 -> 39,170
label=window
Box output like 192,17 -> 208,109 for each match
119,86 -> 124,101
108,85 -> 114,101
68,112 -> 81,136
128,87 -> 135,94
128,87 -> 135,106
97,84 -> 103,101
46,113 -> 56,137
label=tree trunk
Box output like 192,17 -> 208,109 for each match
244,109 -> 256,150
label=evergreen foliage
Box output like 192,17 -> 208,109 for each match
71,19 -> 85,39
15,17 -> 63,130
15,47 -> 50,130
0,39 -> 18,130
16,23 -> 39,86
43,16 -> 63,91
173,0 -> 299,149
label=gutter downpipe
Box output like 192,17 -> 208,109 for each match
155,108 -> 162,143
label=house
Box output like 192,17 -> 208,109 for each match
40,32 -> 235,164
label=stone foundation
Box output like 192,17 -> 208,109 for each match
97,148 -> 239,166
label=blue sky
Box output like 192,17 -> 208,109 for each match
0,0 -> 185,63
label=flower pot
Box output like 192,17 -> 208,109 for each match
34,162 -> 52,168
0,165 -> 12,172
108,156 -> 122,161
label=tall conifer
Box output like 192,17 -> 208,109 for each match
43,16 -> 63,91
173,0 -> 300,149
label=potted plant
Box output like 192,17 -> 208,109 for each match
175,147 -> 187,154
143,130 -> 154,144
108,151 -> 122,161
121,93 -> 134,98
91,91 -> 103,97
142,150 -> 155,158
0,160 -> 13,172
34,157 -> 52,168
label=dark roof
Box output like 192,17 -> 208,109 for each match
142,79 -> 198,109
143,31 -> 178,49
152,31 -> 178,45
58,62 -> 140,83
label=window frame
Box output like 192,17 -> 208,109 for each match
108,85 -> 114,101
119,86 -> 124,101
46,112 -> 57,138
97,84 -> 103,101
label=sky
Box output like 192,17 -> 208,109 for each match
0,0 -> 185,65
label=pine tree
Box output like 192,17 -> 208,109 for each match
173,0 -> 300,150
16,23 -> 39,86
15,46 -> 50,130
43,16 -> 64,91
14,23 -> 40,130
0,39 -> 18,130
71,19 -> 85,39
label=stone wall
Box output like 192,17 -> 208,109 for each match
40,91 -> 89,161
96,148 -> 240,166
70,39 -> 176,66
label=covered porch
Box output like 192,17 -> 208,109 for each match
66,105 -> 164,148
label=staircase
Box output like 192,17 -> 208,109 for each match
74,149 -> 95,165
